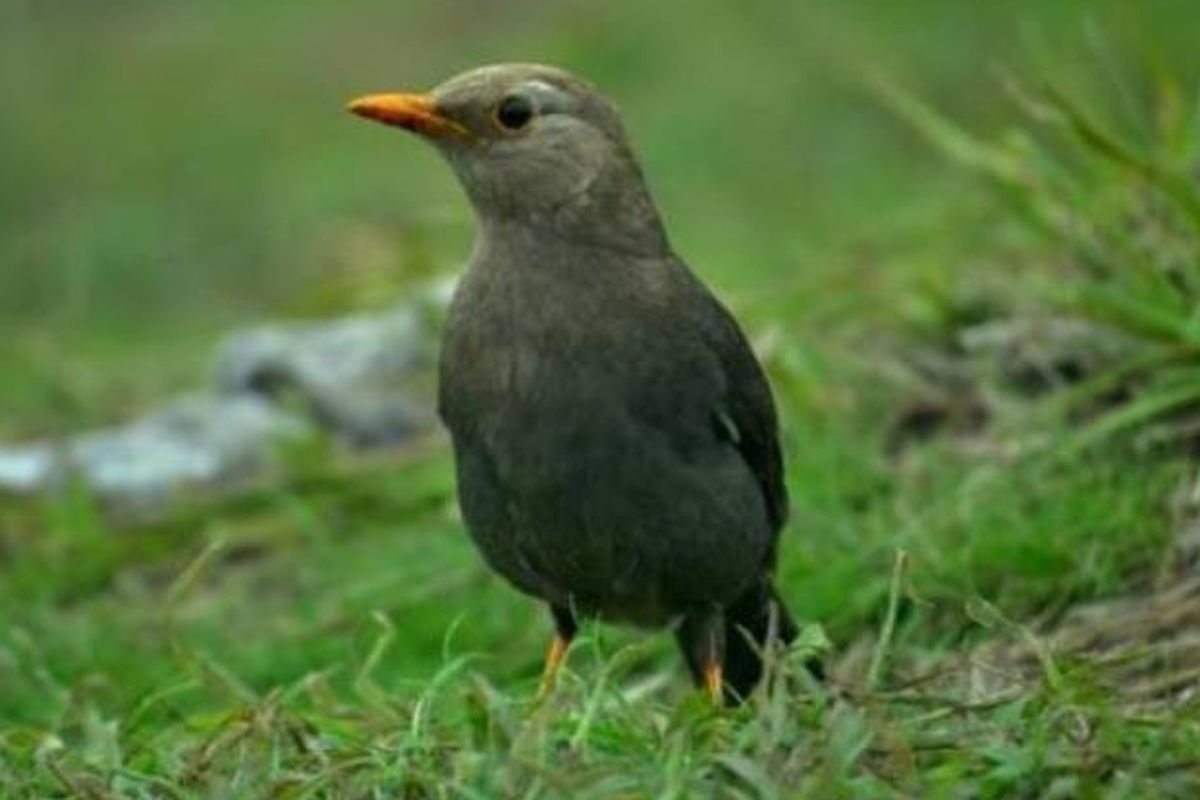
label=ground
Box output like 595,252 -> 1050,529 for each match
3,1 -> 1200,797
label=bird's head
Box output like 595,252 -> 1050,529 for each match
349,63 -> 668,254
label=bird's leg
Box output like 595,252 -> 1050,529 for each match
675,607 -> 727,705
537,604 -> 578,699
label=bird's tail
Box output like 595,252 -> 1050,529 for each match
723,581 -> 799,703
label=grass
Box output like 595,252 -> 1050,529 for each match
5,1 -> 1200,796
879,61 -> 1200,452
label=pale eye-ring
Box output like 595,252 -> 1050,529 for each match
494,93 -> 535,131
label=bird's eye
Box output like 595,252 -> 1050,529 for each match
494,94 -> 534,131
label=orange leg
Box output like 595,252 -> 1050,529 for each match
677,608 -> 727,706
537,634 -> 571,698
703,661 -> 724,705
537,606 -> 578,699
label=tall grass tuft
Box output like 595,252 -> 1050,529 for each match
876,66 -> 1200,450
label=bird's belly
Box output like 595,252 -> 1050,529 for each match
453,408 -> 771,627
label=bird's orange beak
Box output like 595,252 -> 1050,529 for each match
347,92 -> 471,141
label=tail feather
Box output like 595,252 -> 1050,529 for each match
723,582 -> 799,703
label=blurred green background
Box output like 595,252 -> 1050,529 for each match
2,0 -> 1193,433
4,1 -> 1200,794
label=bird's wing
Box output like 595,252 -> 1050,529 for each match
685,276 -> 788,534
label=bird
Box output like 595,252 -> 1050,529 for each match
348,63 -> 797,704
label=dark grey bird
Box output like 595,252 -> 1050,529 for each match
349,63 -> 797,703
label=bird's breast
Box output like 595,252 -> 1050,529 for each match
437,263 -> 770,622
439,260 -> 686,433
